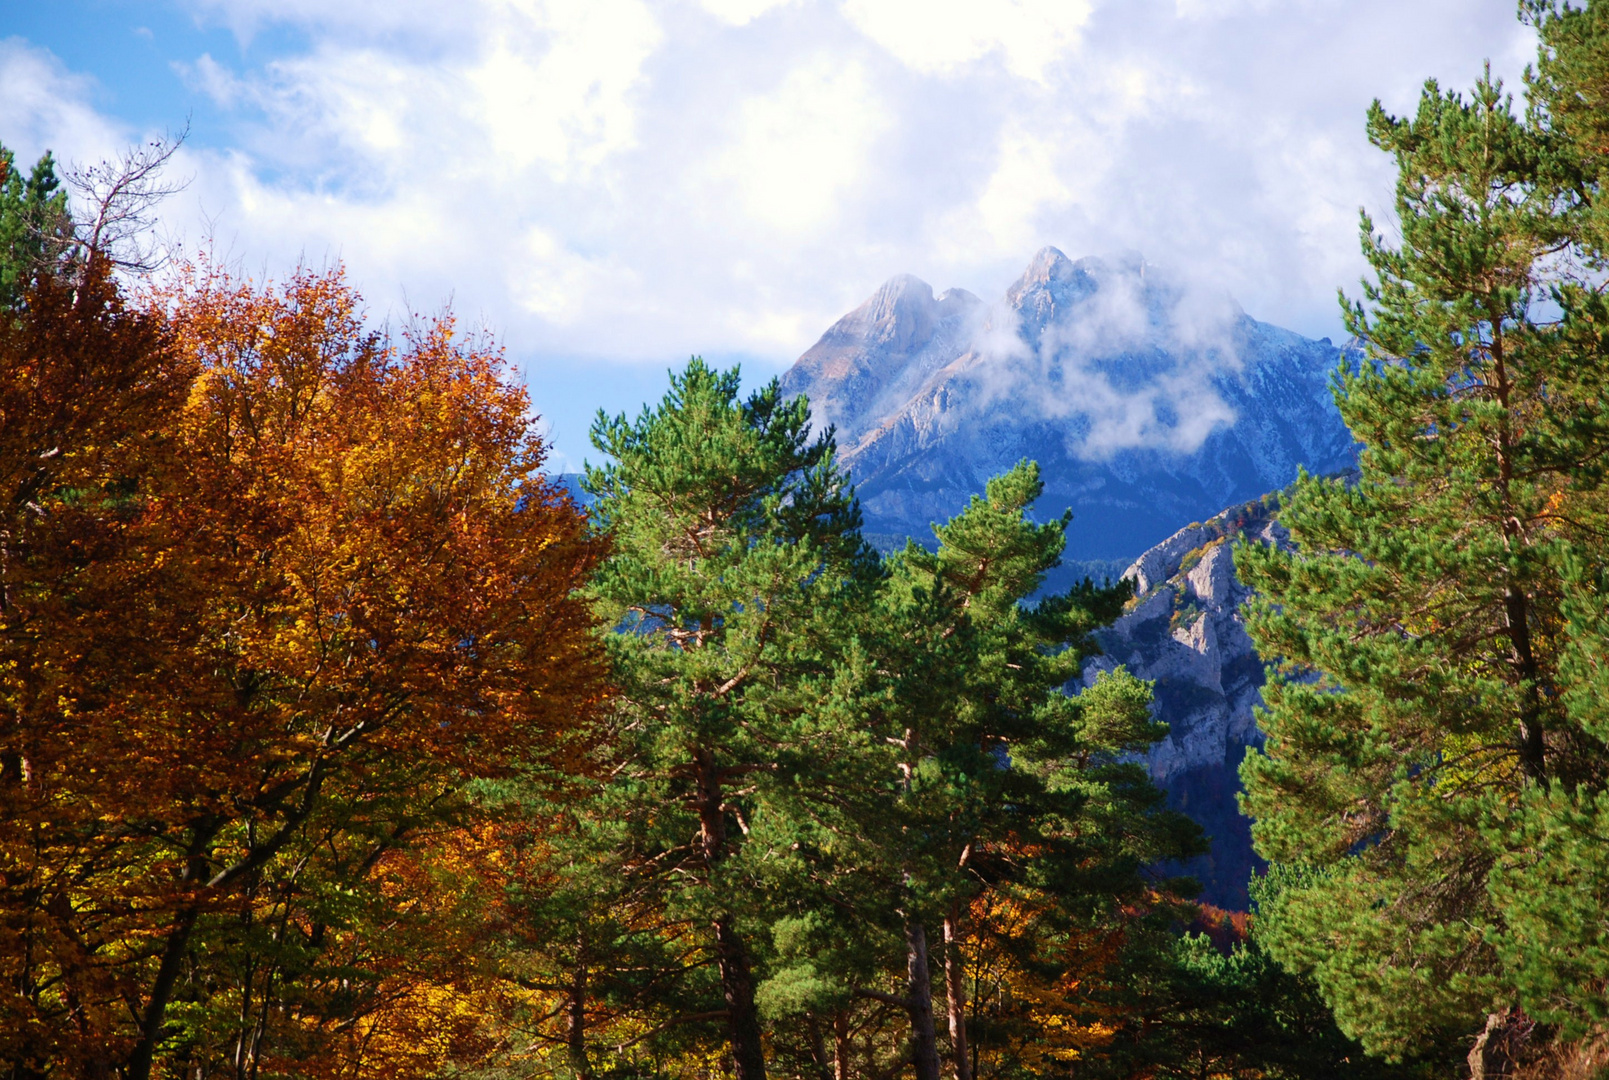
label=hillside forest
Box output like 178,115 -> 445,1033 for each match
4,3 -> 1609,1078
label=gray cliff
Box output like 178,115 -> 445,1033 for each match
1081,498 -> 1290,909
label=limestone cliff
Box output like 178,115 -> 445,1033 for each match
1081,496 -> 1288,908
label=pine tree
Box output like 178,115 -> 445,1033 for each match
1236,0 -> 1609,1061
816,462 -> 1202,1079
0,142 -> 71,311
581,359 -> 876,1080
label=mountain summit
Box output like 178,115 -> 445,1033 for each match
781,248 -> 1356,564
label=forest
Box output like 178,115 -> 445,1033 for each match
3,2 -> 1609,1078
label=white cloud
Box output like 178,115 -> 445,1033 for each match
0,38 -> 126,168
715,57 -> 889,235
5,0 -> 1540,467
1172,0 -> 1291,18
841,0 -> 1093,82
513,226 -> 617,322
469,0 -> 661,179
699,0 -> 799,26
945,124 -> 1076,258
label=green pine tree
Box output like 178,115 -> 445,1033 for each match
581,358 -> 877,1080
0,142 -> 71,310
1236,0 -> 1609,1063
891,462 -> 1187,1079
820,461 -> 1201,1080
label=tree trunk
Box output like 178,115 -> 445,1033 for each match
125,907 -> 200,1080
1504,587 -> 1547,781
715,916 -> 767,1080
694,746 -> 766,1079
805,1014 -> 833,1080
1490,332 -> 1547,785
943,908 -> 973,1080
905,921 -> 942,1080
834,1011 -> 852,1080
566,962 -> 592,1080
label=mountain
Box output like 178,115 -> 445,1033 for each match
780,247 -> 1358,908
1082,497 -> 1288,909
781,247 -> 1356,570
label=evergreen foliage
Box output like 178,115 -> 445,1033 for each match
0,141 -> 70,310
1237,0 -> 1609,1063
783,461 -> 1204,1079
578,359 -> 877,1079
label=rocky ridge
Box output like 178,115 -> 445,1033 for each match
1081,496 -> 1291,908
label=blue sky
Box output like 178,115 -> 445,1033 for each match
1,0 -> 1535,470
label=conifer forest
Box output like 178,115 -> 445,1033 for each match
5,2 -> 1609,1078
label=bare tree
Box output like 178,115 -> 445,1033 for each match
66,128 -> 189,278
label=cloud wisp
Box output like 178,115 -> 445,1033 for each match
961,255 -> 1246,459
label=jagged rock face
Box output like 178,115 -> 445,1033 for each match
1081,499 -> 1289,908
782,247 -> 1355,568
787,274 -> 983,444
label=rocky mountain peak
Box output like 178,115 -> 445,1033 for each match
1006,247 -> 1151,300
1000,248 -> 1185,356
776,249 -> 1359,908
1009,245 -> 1074,292
780,273 -> 981,443
857,273 -> 980,354
781,246 -> 1356,560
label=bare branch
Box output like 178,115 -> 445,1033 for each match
66,126 -> 190,278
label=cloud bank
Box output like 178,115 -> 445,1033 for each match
0,0 -> 1536,467
963,255 -> 1245,459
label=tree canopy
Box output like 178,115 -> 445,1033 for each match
1237,0 -> 1609,1067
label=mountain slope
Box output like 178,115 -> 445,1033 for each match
782,247 -> 1355,566
780,248 -> 1357,907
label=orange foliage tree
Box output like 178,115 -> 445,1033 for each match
0,259 -> 607,1080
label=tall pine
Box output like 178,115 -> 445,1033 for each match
1237,0 -> 1609,1062
0,142 -> 70,311
880,462 -> 1199,1080
582,359 -> 875,1079
752,461 -> 1201,1079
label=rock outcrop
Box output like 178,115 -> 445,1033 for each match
1081,496 -> 1289,908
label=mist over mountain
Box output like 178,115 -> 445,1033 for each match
782,247 -> 1357,570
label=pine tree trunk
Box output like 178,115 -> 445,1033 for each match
694,747 -> 767,1079
805,1014 -> 833,1080
716,916 -> 767,1080
834,1012 -> 852,1080
566,962 -> 592,1080
905,921 -> 942,1080
1504,586 -> 1547,780
1491,330 -> 1548,783
943,908 -> 973,1080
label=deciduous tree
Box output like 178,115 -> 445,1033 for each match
0,259 -> 607,1079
